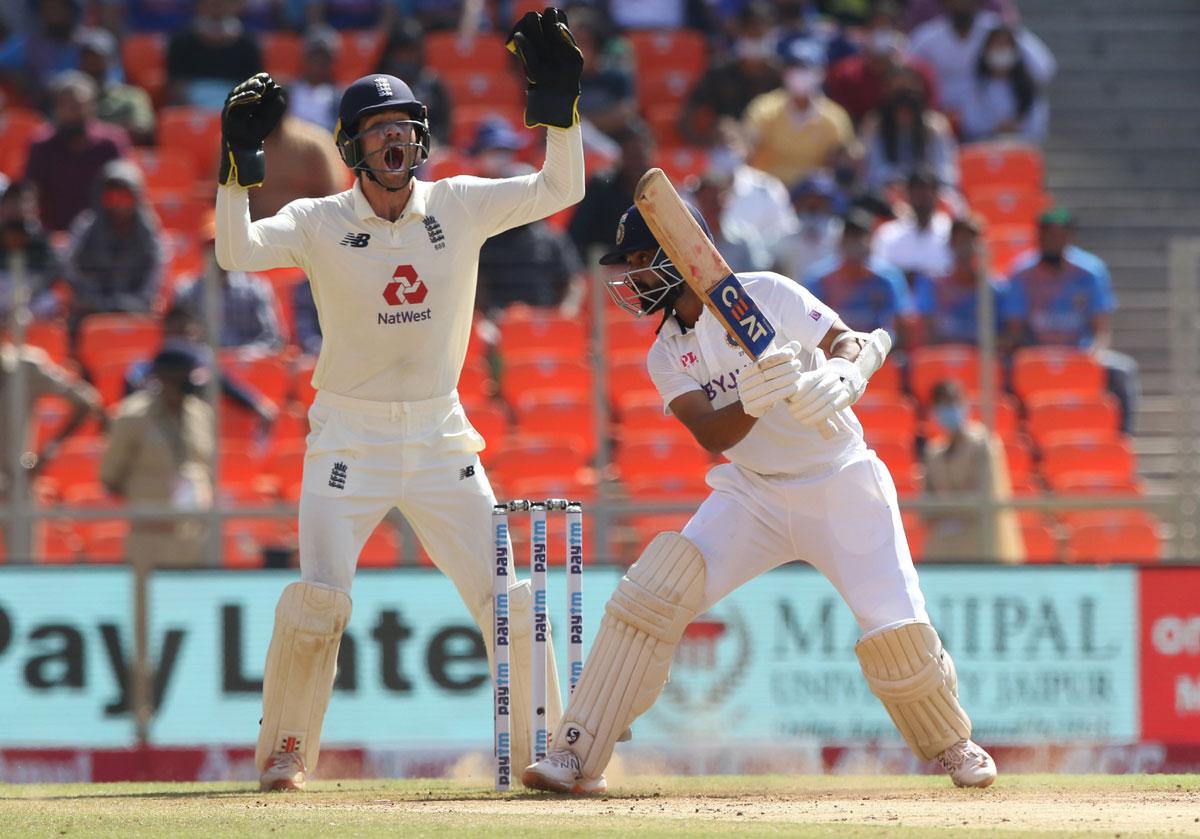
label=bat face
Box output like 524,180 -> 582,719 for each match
634,168 -> 776,359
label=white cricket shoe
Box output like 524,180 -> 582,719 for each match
521,749 -> 607,794
937,739 -> 997,788
259,750 -> 306,792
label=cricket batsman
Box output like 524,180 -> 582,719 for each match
523,205 -> 997,793
214,8 -> 585,790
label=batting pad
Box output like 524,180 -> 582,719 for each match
481,579 -> 563,783
855,622 -> 971,761
256,581 -> 352,773
554,532 -> 706,779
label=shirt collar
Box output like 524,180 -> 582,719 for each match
351,178 -> 430,223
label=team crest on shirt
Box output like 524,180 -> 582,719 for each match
424,215 -> 445,250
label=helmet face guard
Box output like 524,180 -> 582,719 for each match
604,247 -> 687,317
335,108 -> 431,185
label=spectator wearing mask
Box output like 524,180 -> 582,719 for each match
743,36 -> 858,188
286,25 -> 342,132
913,215 -> 1008,345
687,170 -> 772,273
24,70 -> 129,233
774,172 -> 843,283
166,0 -> 263,108
0,181 -> 63,319
708,120 -> 798,257
250,101 -> 345,221
871,167 -> 952,285
921,379 -> 1023,562
373,19 -> 450,145
101,348 -> 214,569
678,3 -> 782,148
826,0 -> 940,127
474,122 -> 586,315
959,25 -> 1056,143
804,208 -> 914,346
1004,207 -> 1140,433
0,0 -> 82,104
905,0 -> 1017,31
65,160 -> 162,333
860,66 -> 958,191
172,212 -> 284,356
76,27 -> 155,145
569,118 -> 655,264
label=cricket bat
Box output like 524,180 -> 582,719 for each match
634,167 -> 838,438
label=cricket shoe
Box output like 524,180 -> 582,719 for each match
259,750 -> 306,792
521,750 -> 607,794
937,739 -> 997,788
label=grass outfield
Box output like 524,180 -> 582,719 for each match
2,774 -> 1198,838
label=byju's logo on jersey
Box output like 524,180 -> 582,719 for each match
383,264 -> 428,305
424,215 -> 445,250
340,232 -> 370,248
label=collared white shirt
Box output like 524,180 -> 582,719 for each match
216,125 -> 584,402
646,272 -> 865,477
872,211 -> 953,280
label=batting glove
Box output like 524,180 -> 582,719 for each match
787,358 -> 865,427
737,341 -> 804,418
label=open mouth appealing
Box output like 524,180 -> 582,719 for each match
384,146 -> 404,172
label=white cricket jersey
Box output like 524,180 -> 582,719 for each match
215,125 -> 584,402
647,271 -> 867,477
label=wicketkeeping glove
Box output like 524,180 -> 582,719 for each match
219,72 -> 287,188
506,6 -> 583,129
737,341 -> 804,418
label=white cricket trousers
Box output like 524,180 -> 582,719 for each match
298,389 -> 500,614
683,453 -> 929,635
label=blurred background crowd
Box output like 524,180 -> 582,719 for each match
0,0 -> 1191,569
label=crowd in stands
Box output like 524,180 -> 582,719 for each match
0,0 -> 1160,566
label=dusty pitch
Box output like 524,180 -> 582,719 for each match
2,774 -> 1198,837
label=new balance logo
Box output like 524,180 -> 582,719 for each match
328,462 -> 348,490
424,215 -> 445,250
459,464 -> 475,480
340,232 -> 371,248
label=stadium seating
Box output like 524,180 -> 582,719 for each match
0,108 -> 48,178
121,32 -> 167,106
627,30 -> 708,80
607,351 -> 657,405
335,31 -> 385,85
131,146 -> 202,196
854,394 -> 919,444
1025,392 -> 1120,448
615,436 -> 712,484
76,314 -> 162,377
968,187 -> 1052,229
261,32 -> 304,81
441,71 -> 524,110
501,353 -> 592,404
901,512 -> 926,562
39,438 -> 105,495
1040,438 -> 1135,485
985,224 -> 1037,275
1011,347 -> 1106,403
23,321 -> 70,366
1005,438 -> 1034,484
157,107 -> 222,179
636,70 -> 695,114
1020,519 -> 1060,563
424,31 -> 511,76
152,191 -> 209,234
488,434 -> 590,491
512,390 -> 596,455
871,438 -> 917,487
908,344 -> 1003,405
958,141 -> 1045,196
615,392 -> 690,442
656,147 -> 709,184
358,522 -> 403,568
498,308 -> 588,357
605,316 -> 660,353
463,401 -> 510,448
1065,511 -> 1161,563
1048,471 -> 1144,495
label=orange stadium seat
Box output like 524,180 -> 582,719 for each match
157,107 -> 222,179
1040,438 -> 1135,485
637,70 -> 695,113
77,314 -> 161,377
628,30 -> 708,80
607,351 -> 656,403
37,520 -> 83,564
219,441 -> 265,489
501,354 -> 592,403
512,391 -> 596,454
335,30 -> 385,84
489,435 -> 589,490
605,316 -> 660,353
267,441 -> 307,493
0,108 -> 48,178
643,102 -> 686,149
615,436 -> 712,484
151,191 -> 209,234
657,147 -> 708,184
924,393 -> 1020,440
909,344 -> 1003,405
853,394 -> 918,444
1011,347 -> 1106,403
465,401 -> 510,447
441,71 -> 524,110
959,142 -> 1044,195
1066,511 -> 1161,563
32,396 -> 102,450
1004,438 -> 1034,484
221,353 -> 292,408
450,104 -> 526,150
130,147 -> 200,194
871,438 -> 917,487
39,438 -> 105,494
969,187 -> 1052,229
1025,392 -> 1120,448
985,224 -> 1036,275
424,31 -> 511,76
901,512 -> 926,562
624,473 -> 710,502
121,32 -> 167,105
1020,520 -> 1060,563
869,358 -> 904,395
262,32 -> 304,81
499,309 -> 588,357
90,356 -> 140,406
1048,470 -> 1143,495
458,358 -> 495,403
292,358 -> 317,408
422,149 -> 477,180
615,392 -> 689,442
23,321 -> 70,365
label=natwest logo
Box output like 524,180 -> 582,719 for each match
1152,615 -> 1200,656
383,264 -> 427,305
